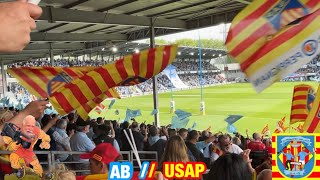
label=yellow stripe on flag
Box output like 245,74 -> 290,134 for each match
139,50 -> 148,78
153,46 -> 165,76
123,55 -> 135,77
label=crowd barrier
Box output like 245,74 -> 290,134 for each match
0,150 -> 158,174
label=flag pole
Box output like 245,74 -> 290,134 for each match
170,65 -> 175,114
198,32 -> 205,115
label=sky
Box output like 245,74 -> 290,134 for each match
135,23 -> 231,43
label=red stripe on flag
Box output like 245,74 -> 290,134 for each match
290,114 -> 308,120
93,97 -> 103,105
317,148 -> 320,153
43,67 -> 59,76
291,104 -> 307,110
272,136 -> 276,142
241,10 -> 319,71
306,0 -> 319,8
316,136 -> 320,142
64,83 -> 88,105
307,105 -> 320,132
31,69 -> 50,82
272,148 -> 276,154
146,48 -> 156,79
294,87 -> 310,91
316,160 -> 320,166
82,74 -> 102,97
13,69 -> 47,97
309,172 -> 320,178
271,160 -> 276,166
82,103 -> 92,114
226,0 -> 278,42
115,59 -> 128,80
292,95 -> 307,101
95,68 -> 116,88
132,53 -> 140,76
230,23 -> 273,57
161,46 -> 172,70
64,68 -> 79,78
105,90 -> 112,98
54,93 -> 74,112
272,172 -> 283,178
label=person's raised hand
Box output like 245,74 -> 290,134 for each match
21,100 -> 48,119
0,1 -> 42,52
241,149 -> 252,163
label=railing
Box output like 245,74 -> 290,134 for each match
130,151 -> 158,169
0,150 -> 157,174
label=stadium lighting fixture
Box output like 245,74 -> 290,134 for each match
213,54 -> 215,57
102,48 -> 105,51
203,53 -> 206,56
178,52 -> 181,55
134,49 -> 140,53
112,47 -> 118,52
219,54 -> 222,57
190,52 -> 194,55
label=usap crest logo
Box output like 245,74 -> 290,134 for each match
272,134 -> 320,179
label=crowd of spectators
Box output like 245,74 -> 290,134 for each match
172,60 -> 219,71
0,107 -> 273,179
180,73 -> 225,86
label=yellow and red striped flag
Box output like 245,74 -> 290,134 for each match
8,66 -> 120,118
290,84 -> 315,124
261,124 -> 270,136
303,84 -> 320,133
274,116 -> 288,133
94,104 -> 106,115
226,0 -> 320,92
292,124 -> 304,133
9,45 -> 178,119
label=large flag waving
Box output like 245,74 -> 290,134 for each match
226,0 -> 320,92
290,84 -> 315,124
9,45 -> 178,119
303,84 -> 320,133
8,66 -> 120,118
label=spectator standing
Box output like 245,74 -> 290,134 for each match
146,126 -> 167,162
70,117 -> 95,173
247,133 -> 266,151
55,119 -> 73,162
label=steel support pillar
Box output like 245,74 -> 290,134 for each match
49,43 -> 54,66
1,61 -> 7,97
150,18 -> 160,127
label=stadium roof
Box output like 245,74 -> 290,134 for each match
0,0 -> 252,63
65,42 -> 227,60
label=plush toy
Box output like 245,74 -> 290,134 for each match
1,115 -> 50,178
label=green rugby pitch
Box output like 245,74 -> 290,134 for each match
89,82 -> 318,135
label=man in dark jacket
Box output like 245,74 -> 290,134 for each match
146,126 -> 166,162
185,130 -> 205,162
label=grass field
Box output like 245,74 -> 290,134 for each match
89,82 -> 319,135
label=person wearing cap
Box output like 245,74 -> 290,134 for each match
70,117 -> 95,172
80,143 -> 121,175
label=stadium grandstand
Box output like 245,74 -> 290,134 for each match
0,0 -> 317,180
